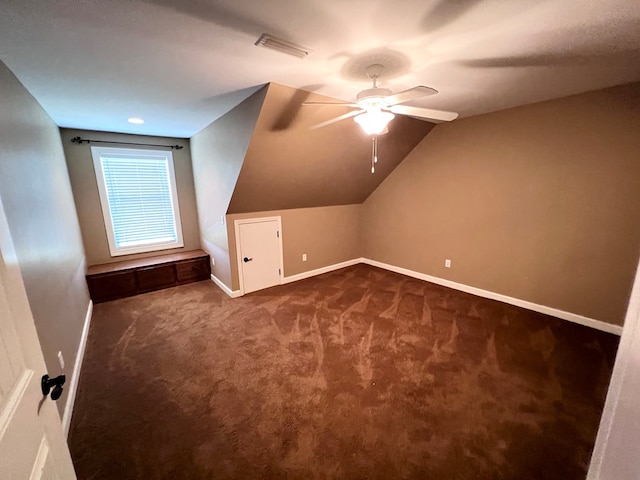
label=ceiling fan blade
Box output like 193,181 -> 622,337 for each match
385,86 -> 438,106
389,105 -> 458,122
302,101 -> 359,107
311,109 -> 363,129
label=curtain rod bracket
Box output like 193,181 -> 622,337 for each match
70,136 -> 184,150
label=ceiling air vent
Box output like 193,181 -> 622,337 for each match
254,34 -> 310,59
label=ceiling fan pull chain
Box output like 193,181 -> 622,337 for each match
374,136 -> 378,163
371,136 -> 378,173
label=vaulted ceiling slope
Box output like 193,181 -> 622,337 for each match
227,83 -> 434,213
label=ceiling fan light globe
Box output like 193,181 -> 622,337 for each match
354,110 -> 395,135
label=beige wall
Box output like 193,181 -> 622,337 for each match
190,87 -> 268,288
227,204 -> 361,291
362,82 -> 640,326
228,83 -> 433,213
0,61 -> 90,415
61,129 -> 200,266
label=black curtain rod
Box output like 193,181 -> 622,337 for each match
70,136 -> 184,150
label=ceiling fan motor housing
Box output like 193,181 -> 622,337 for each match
356,88 -> 393,109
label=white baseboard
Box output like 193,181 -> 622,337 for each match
62,300 -> 93,438
362,258 -> 623,336
210,274 -> 241,298
282,258 -> 361,284
213,255 -> 622,336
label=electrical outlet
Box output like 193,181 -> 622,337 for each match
302,253 -> 307,262
57,351 -> 65,370
220,215 -> 225,225
445,259 -> 451,268
211,257 -> 215,266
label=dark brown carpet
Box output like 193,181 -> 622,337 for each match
69,264 -> 618,479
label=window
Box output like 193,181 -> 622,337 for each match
91,146 -> 184,256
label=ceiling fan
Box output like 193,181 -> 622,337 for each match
303,64 -> 458,172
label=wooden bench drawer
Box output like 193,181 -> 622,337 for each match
136,264 -> 177,292
87,271 -> 137,303
176,258 -> 210,283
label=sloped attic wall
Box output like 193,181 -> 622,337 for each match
227,83 -> 435,213
190,86 -> 268,288
192,83 -> 434,291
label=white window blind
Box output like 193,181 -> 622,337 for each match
91,146 -> 184,256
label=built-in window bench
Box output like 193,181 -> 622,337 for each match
86,249 -> 211,303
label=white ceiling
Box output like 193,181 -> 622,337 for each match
1,0 -> 639,138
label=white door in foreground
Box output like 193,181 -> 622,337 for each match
236,218 -> 283,294
0,197 -> 76,479
587,255 -> 640,480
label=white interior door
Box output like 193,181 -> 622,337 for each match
236,218 -> 283,294
0,197 -> 76,479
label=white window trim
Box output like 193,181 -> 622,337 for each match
90,146 -> 184,257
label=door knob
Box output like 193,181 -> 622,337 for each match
243,257 -> 253,262
41,374 -> 66,401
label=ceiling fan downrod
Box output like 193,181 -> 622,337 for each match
365,64 -> 384,88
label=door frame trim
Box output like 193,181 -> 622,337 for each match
234,216 -> 284,295
62,299 -> 93,438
